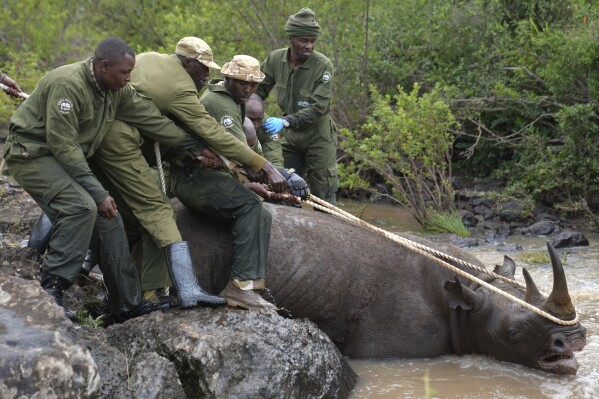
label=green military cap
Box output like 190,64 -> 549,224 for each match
285,8 -> 321,37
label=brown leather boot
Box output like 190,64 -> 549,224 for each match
219,280 -> 278,311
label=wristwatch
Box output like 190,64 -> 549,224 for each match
282,118 -> 290,128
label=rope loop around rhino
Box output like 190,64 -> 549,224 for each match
305,195 -> 579,326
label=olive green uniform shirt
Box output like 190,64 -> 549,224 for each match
256,47 -> 334,134
4,58 -> 191,204
199,80 -> 247,144
257,47 -> 339,203
255,114 -> 284,168
130,52 -> 266,172
199,80 -> 284,167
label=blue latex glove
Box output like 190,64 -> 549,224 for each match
286,171 -> 310,200
263,117 -> 286,135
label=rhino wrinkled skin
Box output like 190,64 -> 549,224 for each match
176,202 -> 587,375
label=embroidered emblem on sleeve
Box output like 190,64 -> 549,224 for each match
322,71 -> 331,82
297,100 -> 310,107
220,115 -> 234,128
58,99 -> 73,113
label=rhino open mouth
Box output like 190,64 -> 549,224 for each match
538,351 -> 578,375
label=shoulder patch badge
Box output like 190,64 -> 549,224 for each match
322,71 -> 331,82
220,115 -> 234,128
58,98 -> 73,113
297,100 -> 310,108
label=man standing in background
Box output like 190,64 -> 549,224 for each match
258,7 -> 339,204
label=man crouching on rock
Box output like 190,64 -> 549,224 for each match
2,37 -> 196,323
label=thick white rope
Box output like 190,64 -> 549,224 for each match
312,196 -> 527,290
0,85 -> 28,172
154,142 -> 167,194
305,195 -> 578,326
0,82 -> 29,99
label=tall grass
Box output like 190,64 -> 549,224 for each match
424,210 -> 470,237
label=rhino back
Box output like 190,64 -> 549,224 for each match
176,202 -> 485,359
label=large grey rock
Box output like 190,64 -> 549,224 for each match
0,277 -> 355,398
104,309 -> 357,399
553,231 -> 589,248
497,200 -> 526,222
473,204 -> 493,220
524,220 -> 559,236
459,209 -> 477,227
0,276 -> 101,398
129,353 -> 187,399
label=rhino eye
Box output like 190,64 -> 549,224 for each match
508,329 -> 523,344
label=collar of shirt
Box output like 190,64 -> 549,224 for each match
284,47 -> 313,69
88,57 -> 105,93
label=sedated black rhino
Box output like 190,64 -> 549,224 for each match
176,202 -> 587,375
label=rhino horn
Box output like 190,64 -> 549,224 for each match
522,268 -> 544,305
542,241 -> 576,320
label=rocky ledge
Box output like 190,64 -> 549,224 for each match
0,172 -> 356,398
450,178 -> 593,248
0,246 -> 356,398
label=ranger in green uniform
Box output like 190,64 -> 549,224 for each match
257,7 -> 339,204
97,38 -> 286,310
3,38 -> 180,321
200,55 -> 309,200
199,55 -> 264,147
245,93 -> 284,168
89,39 -> 235,309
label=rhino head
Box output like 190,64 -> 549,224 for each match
444,241 -> 587,375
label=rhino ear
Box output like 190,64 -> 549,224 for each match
444,278 -> 479,310
493,255 -> 516,280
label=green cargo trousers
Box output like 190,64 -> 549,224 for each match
5,154 -> 142,314
281,127 -> 339,204
91,120 -> 182,248
91,120 -> 181,291
89,160 -> 173,292
171,164 -> 272,283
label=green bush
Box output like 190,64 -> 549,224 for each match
340,83 -> 458,226
497,103 -> 599,203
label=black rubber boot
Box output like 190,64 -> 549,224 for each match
98,256 -> 144,314
164,241 -> 227,308
41,271 -> 77,321
143,287 -> 178,308
28,213 -> 53,254
114,300 -> 166,324
40,271 -> 71,307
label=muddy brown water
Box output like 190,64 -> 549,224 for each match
336,200 -> 599,399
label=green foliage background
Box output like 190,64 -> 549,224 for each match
2,0 -> 599,207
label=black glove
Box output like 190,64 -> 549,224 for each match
285,170 -> 310,200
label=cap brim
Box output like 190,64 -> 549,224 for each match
201,60 -> 221,69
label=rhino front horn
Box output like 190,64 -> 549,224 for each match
542,241 -> 576,320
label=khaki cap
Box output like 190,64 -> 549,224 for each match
175,37 -> 221,69
220,55 -> 265,83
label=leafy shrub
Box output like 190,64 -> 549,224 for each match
497,103 -> 599,203
340,83 -> 458,226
